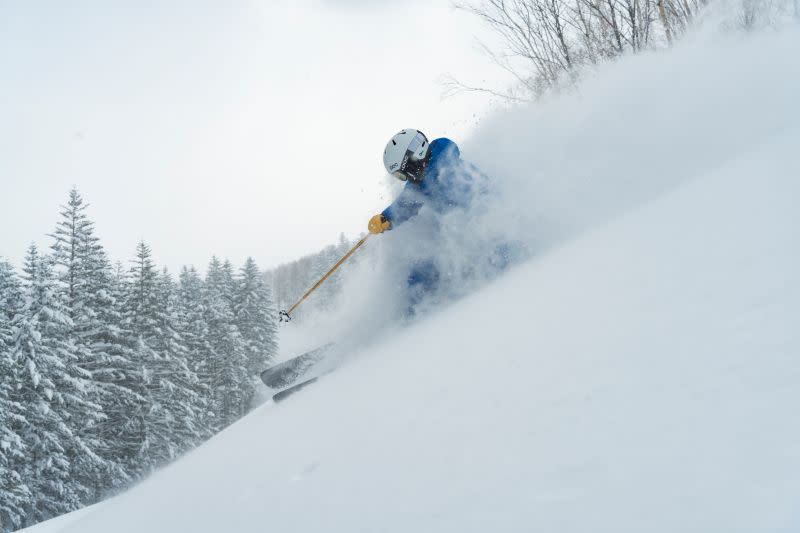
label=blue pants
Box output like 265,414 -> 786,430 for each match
403,241 -> 524,315
406,259 -> 440,313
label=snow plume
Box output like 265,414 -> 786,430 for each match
289,22 -> 800,353
465,24 -> 800,255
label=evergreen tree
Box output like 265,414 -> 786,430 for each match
11,245 -> 106,525
125,244 -> 205,470
0,259 -> 23,321
0,259 -> 21,357
1,191 -> 296,529
177,266 -> 214,438
123,242 -> 161,471
150,269 -> 205,458
93,262 -> 147,480
49,188 -> 135,499
220,260 -> 238,304
204,257 -> 248,429
235,258 -> 278,381
0,260 -> 30,531
0,353 -> 28,533
49,188 -> 92,322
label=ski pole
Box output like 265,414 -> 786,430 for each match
279,234 -> 370,322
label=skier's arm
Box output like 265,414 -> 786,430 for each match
380,186 -> 423,229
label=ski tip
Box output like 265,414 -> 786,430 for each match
272,377 -> 319,403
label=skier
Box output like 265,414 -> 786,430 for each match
262,129 -> 516,399
367,129 -> 507,315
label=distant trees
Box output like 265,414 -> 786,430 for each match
735,0 -> 797,28
0,188 -> 278,532
447,0 -> 709,99
450,0 -> 798,100
265,233 -> 359,322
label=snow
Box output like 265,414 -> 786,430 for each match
18,504 -> 101,533
25,24 -> 800,533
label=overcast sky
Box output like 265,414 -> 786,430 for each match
0,0 -> 509,273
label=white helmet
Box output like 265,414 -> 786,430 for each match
383,129 -> 430,183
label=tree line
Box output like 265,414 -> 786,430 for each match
446,0 -> 797,100
264,233 -> 361,323
0,189 -> 278,532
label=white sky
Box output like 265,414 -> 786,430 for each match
0,0 -> 509,273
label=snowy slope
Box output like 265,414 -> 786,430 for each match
26,26 -> 800,533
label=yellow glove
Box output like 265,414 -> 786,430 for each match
368,214 -> 391,234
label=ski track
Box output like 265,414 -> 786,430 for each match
24,26 -> 800,533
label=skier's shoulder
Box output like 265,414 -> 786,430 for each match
429,137 -> 461,162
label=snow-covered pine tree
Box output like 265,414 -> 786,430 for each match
0,355 -> 28,532
220,260 -> 238,304
0,260 -> 30,532
124,243 -> 207,471
121,242 -> 174,471
0,259 -> 23,321
96,262 -> 148,479
123,241 -> 162,471
0,259 -> 21,357
49,189 -> 92,321
177,266 -> 214,439
204,257 -> 248,430
11,245 -> 106,526
149,269 -> 205,459
235,257 -> 278,383
48,188 -> 135,499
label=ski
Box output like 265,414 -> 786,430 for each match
260,343 -> 335,390
271,377 -> 319,403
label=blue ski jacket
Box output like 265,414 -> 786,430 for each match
381,138 -> 486,228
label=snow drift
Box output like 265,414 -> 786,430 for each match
25,23 -> 800,533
